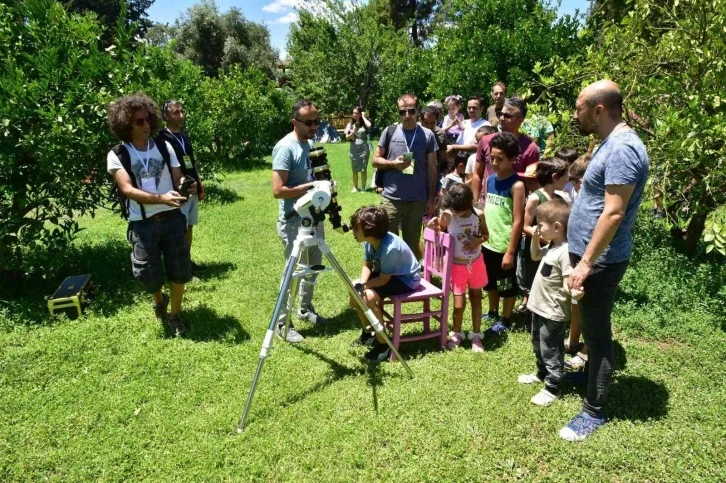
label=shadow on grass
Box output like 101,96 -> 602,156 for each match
193,261 -> 237,281
0,238 -> 137,325
182,304 -> 249,343
608,375 -> 669,421
200,183 -> 243,205
297,308 -> 360,338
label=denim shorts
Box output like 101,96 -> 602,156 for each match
127,209 -> 192,293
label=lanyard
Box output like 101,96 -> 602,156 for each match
166,128 -> 186,154
404,126 -> 418,153
127,141 -> 150,175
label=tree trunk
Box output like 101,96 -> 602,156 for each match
682,211 -> 708,255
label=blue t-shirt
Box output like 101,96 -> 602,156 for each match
364,232 -> 421,289
272,132 -> 314,222
568,129 -> 649,264
377,124 -> 437,202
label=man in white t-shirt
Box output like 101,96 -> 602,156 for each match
447,96 -> 491,156
106,94 -> 196,337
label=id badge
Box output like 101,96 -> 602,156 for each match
140,176 -> 156,193
184,160 -> 193,170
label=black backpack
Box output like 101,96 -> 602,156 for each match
373,124 -> 398,188
110,138 -> 173,220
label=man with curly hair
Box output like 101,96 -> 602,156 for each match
106,93 -> 196,337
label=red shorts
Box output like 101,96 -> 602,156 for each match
450,254 -> 488,295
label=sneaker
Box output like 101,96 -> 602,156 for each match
298,306 -> 327,325
191,261 -> 207,273
446,332 -> 464,350
565,354 -> 587,372
559,411 -> 606,442
531,388 -> 559,406
490,320 -> 510,335
364,340 -> 391,362
167,314 -> 187,337
276,323 -> 304,343
351,329 -> 376,347
153,293 -> 169,320
470,333 -> 485,353
518,373 -> 543,384
481,312 -> 498,323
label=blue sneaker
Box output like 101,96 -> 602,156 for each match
559,411 -> 606,441
490,320 -> 510,335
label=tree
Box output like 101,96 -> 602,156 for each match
371,0 -> 444,46
62,0 -> 154,36
536,0 -> 726,255
172,0 -> 278,78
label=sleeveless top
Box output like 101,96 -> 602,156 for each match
445,209 -> 482,264
483,173 -> 519,254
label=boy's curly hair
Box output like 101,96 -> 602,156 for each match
350,205 -> 389,239
107,93 -> 162,142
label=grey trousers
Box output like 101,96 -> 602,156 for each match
277,220 -> 325,314
531,312 -> 566,393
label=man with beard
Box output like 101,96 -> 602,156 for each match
560,80 -> 649,442
271,99 -> 328,343
486,82 -> 507,128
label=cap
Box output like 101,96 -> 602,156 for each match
518,162 -> 538,179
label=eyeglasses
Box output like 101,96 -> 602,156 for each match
133,117 -> 151,127
499,112 -> 521,120
398,108 -> 417,116
295,118 -> 321,127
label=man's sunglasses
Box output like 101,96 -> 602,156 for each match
499,112 -> 521,119
295,118 -> 321,127
133,117 -> 151,127
398,108 -> 417,116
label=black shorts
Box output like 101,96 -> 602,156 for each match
482,246 -> 518,297
369,272 -> 416,298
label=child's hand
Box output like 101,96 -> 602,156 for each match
426,216 -> 440,232
502,251 -> 514,270
463,235 -> 483,252
532,225 -> 542,240
570,288 -> 584,300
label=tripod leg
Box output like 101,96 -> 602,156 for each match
238,244 -> 302,432
320,245 -> 414,378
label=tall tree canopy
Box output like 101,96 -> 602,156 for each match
62,0 -> 154,35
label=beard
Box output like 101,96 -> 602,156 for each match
576,117 -> 595,136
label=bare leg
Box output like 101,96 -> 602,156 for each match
169,282 -> 185,316
488,289 -> 499,313
470,288 -> 482,332
452,294 -> 466,333
153,289 -> 164,305
361,171 -> 367,189
352,171 -> 359,190
502,296 -> 516,319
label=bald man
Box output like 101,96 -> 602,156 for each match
560,80 -> 649,442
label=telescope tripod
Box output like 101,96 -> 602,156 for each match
238,223 -> 414,432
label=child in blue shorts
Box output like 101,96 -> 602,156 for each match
349,205 -> 421,362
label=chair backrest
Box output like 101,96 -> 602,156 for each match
422,228 -> 454,294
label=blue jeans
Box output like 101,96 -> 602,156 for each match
570,254 -> 629,417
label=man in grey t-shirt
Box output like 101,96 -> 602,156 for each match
271,99 -> 328,343
373,93 -> 437,259
559,80 -> 649,442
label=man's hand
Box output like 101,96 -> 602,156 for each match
568,261 -> 592,292
425,199 -> 436,216
179,176 -> 198,195
160,191 -> 187,207
502,251 -> 515,270
392,155 -> 411,171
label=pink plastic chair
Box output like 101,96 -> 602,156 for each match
381,228 -> 454,360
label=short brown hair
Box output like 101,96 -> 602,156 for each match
107,93 -> 162,142
535,157 -> 570,186
397,93 -> 419,109
555,147 -> 579,164
569,154 -> 592,180
350,205 -> 389,239
535,198 -> 570,229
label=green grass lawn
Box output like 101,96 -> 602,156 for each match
1,142 -> 725,481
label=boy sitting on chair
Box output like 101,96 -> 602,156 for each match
350,206 -> 421,362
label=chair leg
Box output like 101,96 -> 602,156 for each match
439,296 -> 448,348
390,301 -> 402,361
423,299 -> 431,333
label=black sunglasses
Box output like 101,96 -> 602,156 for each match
398,108 -> 417,116
133,117 -> 151,127
295,118 -> 321,127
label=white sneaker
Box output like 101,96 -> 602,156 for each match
297,306 -> 327,325
518,373 -> 543,384
275,323 -> 304,343
531,388 -> 559,406
351,187 -> 358,193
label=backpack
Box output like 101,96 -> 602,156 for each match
110,138 -> 173,220
157,129 -> 205,200
373,124 -> 399,188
